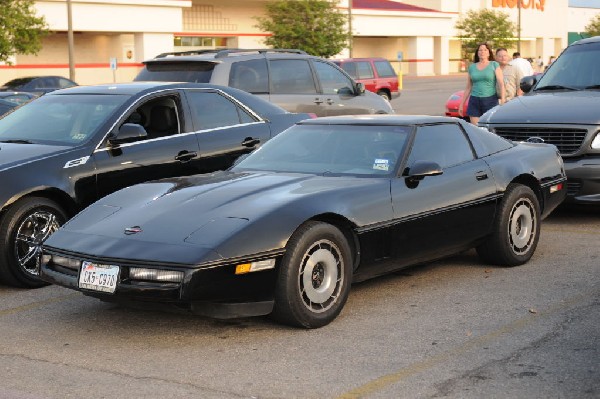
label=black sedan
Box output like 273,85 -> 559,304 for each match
0,76 -> 77,95
40,115 -> 567,328
0,82 -> 311,288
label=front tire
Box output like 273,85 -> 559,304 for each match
0,197 -> 67,287
377,90 -> 391,101
272,221 -> 353,328
477,184 -> 540,266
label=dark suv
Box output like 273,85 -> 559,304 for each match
134,49 -> 394,117
332,58 -> 400,100
479,36 -> 600,204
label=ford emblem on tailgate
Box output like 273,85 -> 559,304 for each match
526,137 -> 545,143
124,226 -> 143,235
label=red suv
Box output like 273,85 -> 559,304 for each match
333,58 -> 400,100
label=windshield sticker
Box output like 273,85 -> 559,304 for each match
373,158 -> 389,171
64,156 -> 90,169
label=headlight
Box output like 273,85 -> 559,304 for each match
129,267 -> 184,283
592,131 -> 600,149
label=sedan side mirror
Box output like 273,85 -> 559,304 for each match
355,82 -> 365,95
406,161 -> 443,181
520,75 -> 538,93
109,123 -> 148,145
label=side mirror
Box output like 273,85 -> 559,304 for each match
405,161 -> 443,181
109,123 -> 148,144
520,75 -> 538,93
355,82 -> 365,95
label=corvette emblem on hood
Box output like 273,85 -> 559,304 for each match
124,226 -> 143,235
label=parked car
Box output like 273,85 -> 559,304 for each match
0,76 -> 77,95
479,36 -> 600,204
40,115 -> 566,328
134,49 -> 394,117
0,91 -> 38,106
445,90 -> 468,120
332,57 -> 400,100
0,82 -> 311,288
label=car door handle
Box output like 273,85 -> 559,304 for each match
475,171 -> 488,181
175,151 -> 197,162
313,98 -> 323,105
242,137 -> 260,147
325,98 -> 334,105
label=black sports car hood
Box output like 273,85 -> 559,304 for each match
45,171 -> 389,265
480,91 -> 600,125
0,142 -> 73,170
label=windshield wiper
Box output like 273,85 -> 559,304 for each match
0,139 -> 35,144
535,85 -> 578,91
584,84 -> 600,90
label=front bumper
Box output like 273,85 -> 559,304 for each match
40,251 -> 278,318
563,156 -> 600,204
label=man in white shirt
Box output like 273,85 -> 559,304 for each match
510,52 -> 534,76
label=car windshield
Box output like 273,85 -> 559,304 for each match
0,94 -> 128,146
535,41 -> 600,91
135,61 -> 215,83
2,77 -> 35,88
234,124 -> 410,176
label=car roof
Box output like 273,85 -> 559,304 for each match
46,82 -> 242,96
143,49 -> 313,64
299,114 -> 460,126
572,35 -> 600,45
333,57 -> 388,62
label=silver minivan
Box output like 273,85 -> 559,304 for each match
134,49 -> 394,117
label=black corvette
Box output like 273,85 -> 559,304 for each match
40,116 -> 566,328
0,82 -> 310,287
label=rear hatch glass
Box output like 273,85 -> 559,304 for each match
134,61 -> 216,83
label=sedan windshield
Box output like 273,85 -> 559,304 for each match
234,124 -> 410,176
0,94 -> 129,146
535,41 -> 600,91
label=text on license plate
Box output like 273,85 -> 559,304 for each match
79,261 -> 119,293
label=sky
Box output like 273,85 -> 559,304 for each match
569,0 -> 600,8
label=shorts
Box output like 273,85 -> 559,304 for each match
467,95 -> 499,117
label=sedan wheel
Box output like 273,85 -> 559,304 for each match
477,184 -> 540,266
0,197 -> 67,287
272,221 -> 352,328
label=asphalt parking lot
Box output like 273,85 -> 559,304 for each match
0,75 -> 598,399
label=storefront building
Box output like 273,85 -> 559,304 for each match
1,0 -> 599,85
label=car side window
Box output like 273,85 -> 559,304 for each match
186,91 -> 253,130
121,96 -> 181,141
269,59 -> 317,94
339,62 -> 358,79
58,78 -> 75,88
374,61 -> 397,77
312,61 -> 355,95
407,124 -> 474,170
356,61 -> 375,79
229,59 -> 269,94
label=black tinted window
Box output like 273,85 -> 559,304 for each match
229,59 -> 269,94
270,60 -> 317,94
186,91 -> 249,130
374,61 -> 397,77
135,61 -> 215,83
313,61 -> 355,95
407,124 -> 474,169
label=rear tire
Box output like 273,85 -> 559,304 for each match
272,221 -> 352,328
477,184 -> 540,266
0,197 -> 66,287
377,90 -> 391,101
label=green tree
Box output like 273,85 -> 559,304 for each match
255,0 -> 347,58
455,9 -> 516,60
0,0 -> 48,64
584,14 -> 600,37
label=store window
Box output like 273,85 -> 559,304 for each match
174,36 -> 228,49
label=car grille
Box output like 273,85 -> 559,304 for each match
493,127 -> 587,155
567,181 -> 582,196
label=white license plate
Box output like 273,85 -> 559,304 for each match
78,261 -> 119,293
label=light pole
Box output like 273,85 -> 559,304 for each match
348,0 -> 353,57
67,0 -> 75,81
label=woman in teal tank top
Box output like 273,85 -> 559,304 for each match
459,42 -> 506,125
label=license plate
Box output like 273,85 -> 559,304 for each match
78,261 -> 119,293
